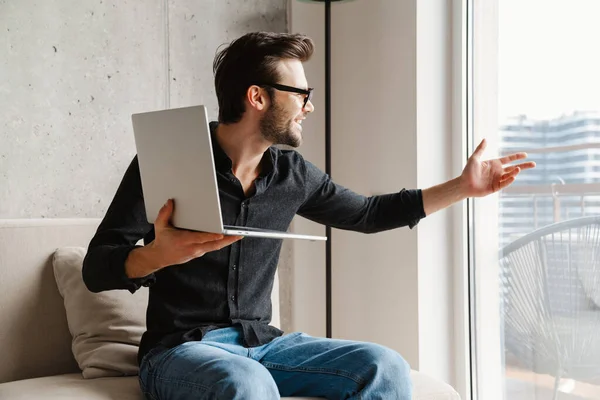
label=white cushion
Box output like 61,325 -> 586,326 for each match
53,247 -> 149,379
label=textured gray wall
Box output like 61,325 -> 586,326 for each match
0,0 -> 294,332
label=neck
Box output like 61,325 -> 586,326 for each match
215,120 -> 271,177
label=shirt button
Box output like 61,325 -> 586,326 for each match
232,264 -> 237,270
230,177 -> 236,183
231,295 -> 236,301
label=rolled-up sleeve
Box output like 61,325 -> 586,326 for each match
82,156 -> 156,293
297,156 -> 426,233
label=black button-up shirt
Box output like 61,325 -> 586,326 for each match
82,122 -> 426,365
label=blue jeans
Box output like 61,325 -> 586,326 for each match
138,326 -> 412,400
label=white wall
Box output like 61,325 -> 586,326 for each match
290,0 -> 461,388
416,0 -> 455,384
328,0 -> 421,366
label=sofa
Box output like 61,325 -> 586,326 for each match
0,218 -> 460,399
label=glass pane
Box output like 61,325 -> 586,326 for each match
497,1 -> 600,399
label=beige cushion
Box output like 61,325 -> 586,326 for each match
0,374 -> 319,400
0,374 -> 143,400
0,219 -> 100,384
412,370 -> 461,400
0,371 -> 459,400
53,247 -> 149,379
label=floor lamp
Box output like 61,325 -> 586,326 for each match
296,0 -> 354,339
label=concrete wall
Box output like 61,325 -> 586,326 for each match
0,0 -> 295,331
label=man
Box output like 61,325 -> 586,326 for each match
83,32 -> 535,399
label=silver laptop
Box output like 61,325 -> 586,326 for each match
131,105 -> 327,241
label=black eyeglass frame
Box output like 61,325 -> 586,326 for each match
258,83 -> 314,109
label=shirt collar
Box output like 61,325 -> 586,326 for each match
209,121 -> 277,177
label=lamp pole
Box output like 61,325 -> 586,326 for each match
297,0 -> 351,339
324,0 -> 332,340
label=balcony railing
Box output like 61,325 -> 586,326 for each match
501,182 -> 600,227
500,142 -> 600,224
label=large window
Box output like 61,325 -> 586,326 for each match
471,1 -> 600,399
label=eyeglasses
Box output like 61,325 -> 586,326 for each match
258,83 -> 314,109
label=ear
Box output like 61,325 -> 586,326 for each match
246,85 -> 269,112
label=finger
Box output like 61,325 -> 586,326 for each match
501,167 -> 520,180
498,152 -> 527,164
502,165 -> 519,174
498,176 -> 516,190
154,199 -> 174,229
185,231 -> 225,245
513,161 -> 536,171
197,236 -> 243,253
472,139 -> 487,158
502,162 -> 536,175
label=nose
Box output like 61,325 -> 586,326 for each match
304,99 -> 315,113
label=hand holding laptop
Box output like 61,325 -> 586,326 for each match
125,199 -> 242,278
151,199 -> 244,267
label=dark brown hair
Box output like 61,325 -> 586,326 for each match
213,32 -> 314,124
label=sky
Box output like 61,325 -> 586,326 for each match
498,0 -> 600,121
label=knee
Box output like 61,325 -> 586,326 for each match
211,360 -> 279,399
361,344 -> 412,397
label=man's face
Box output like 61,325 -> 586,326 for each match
260,59 -> 314,148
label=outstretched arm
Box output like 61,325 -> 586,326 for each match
297,154 -> 425,233
422,138 -> 536,216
